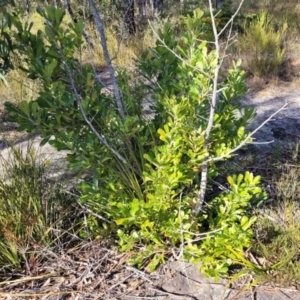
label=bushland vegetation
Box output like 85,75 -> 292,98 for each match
0,0 -> 300,296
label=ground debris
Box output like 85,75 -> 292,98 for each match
0,240 -> 164,300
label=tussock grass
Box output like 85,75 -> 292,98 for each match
237,12 -> 287,77
0,141 -> 78,271
231,0 -> 300,79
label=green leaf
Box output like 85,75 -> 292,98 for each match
227,176 -> 235,186
44,59 -> 57,84
115,218 -> 133,226
19,101 -> 30,117
40,136 -> 51,146
240,216 -> 249,227
130,199 -> 140,217
157,128 -> 167,142
237,174 -> 244,185
147,254 -> 161,272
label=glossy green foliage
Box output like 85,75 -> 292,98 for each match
186,172 -> 267,280
4,6 -> 266,278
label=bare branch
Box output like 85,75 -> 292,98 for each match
207,103 -> 288,164
148,22 -> 214,80
87,0 -> 125,120
217,0 -> 245,38
193,0 -> 221,217
43,17 -> 129,165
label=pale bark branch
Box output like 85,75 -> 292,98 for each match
87,0 -> 125,120
148,22 -> 214,80
193,0 -> 221,216
207,103 -> 288,164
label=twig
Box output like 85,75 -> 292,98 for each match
194,102 -> 288,216
76,200 -> 112,224
148,22 -> 213,80
125,266 -> 153,284
208,103 -> 288,164
43,16 -> 129,165
108,273 -> 134,291
217,0 -> 245,38
149,287 -> 198,300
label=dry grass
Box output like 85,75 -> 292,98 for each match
80,25 -> 156,70
0,69 -> 41,106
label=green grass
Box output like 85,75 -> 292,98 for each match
237,12 -> 287,77
0,141 -> 78,271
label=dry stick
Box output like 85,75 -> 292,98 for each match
217,0 -> 245,38
0,273 -> 59,285
76,200 -> 112,224
0,291 -> 77,297
108,273 -> 135,291
87,0 -> 125,120
74,78 -> 128,165
195,103 -> 288,216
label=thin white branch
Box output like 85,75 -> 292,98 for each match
148,22 -> 213,80
76,201 -> 112,224
217,0 -> 245,38
207,103 -> 288,164
44,18 -> 129,165
193,0 -> 220,217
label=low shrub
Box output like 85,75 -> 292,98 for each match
237,11 -> 287,77
2,5 -> 267,280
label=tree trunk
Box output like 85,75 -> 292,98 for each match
138,0 -> 146,20
124,0 -> 136,34
153,0 -> 163,14
24,0 -> 31,12
216,0 -> 225,9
